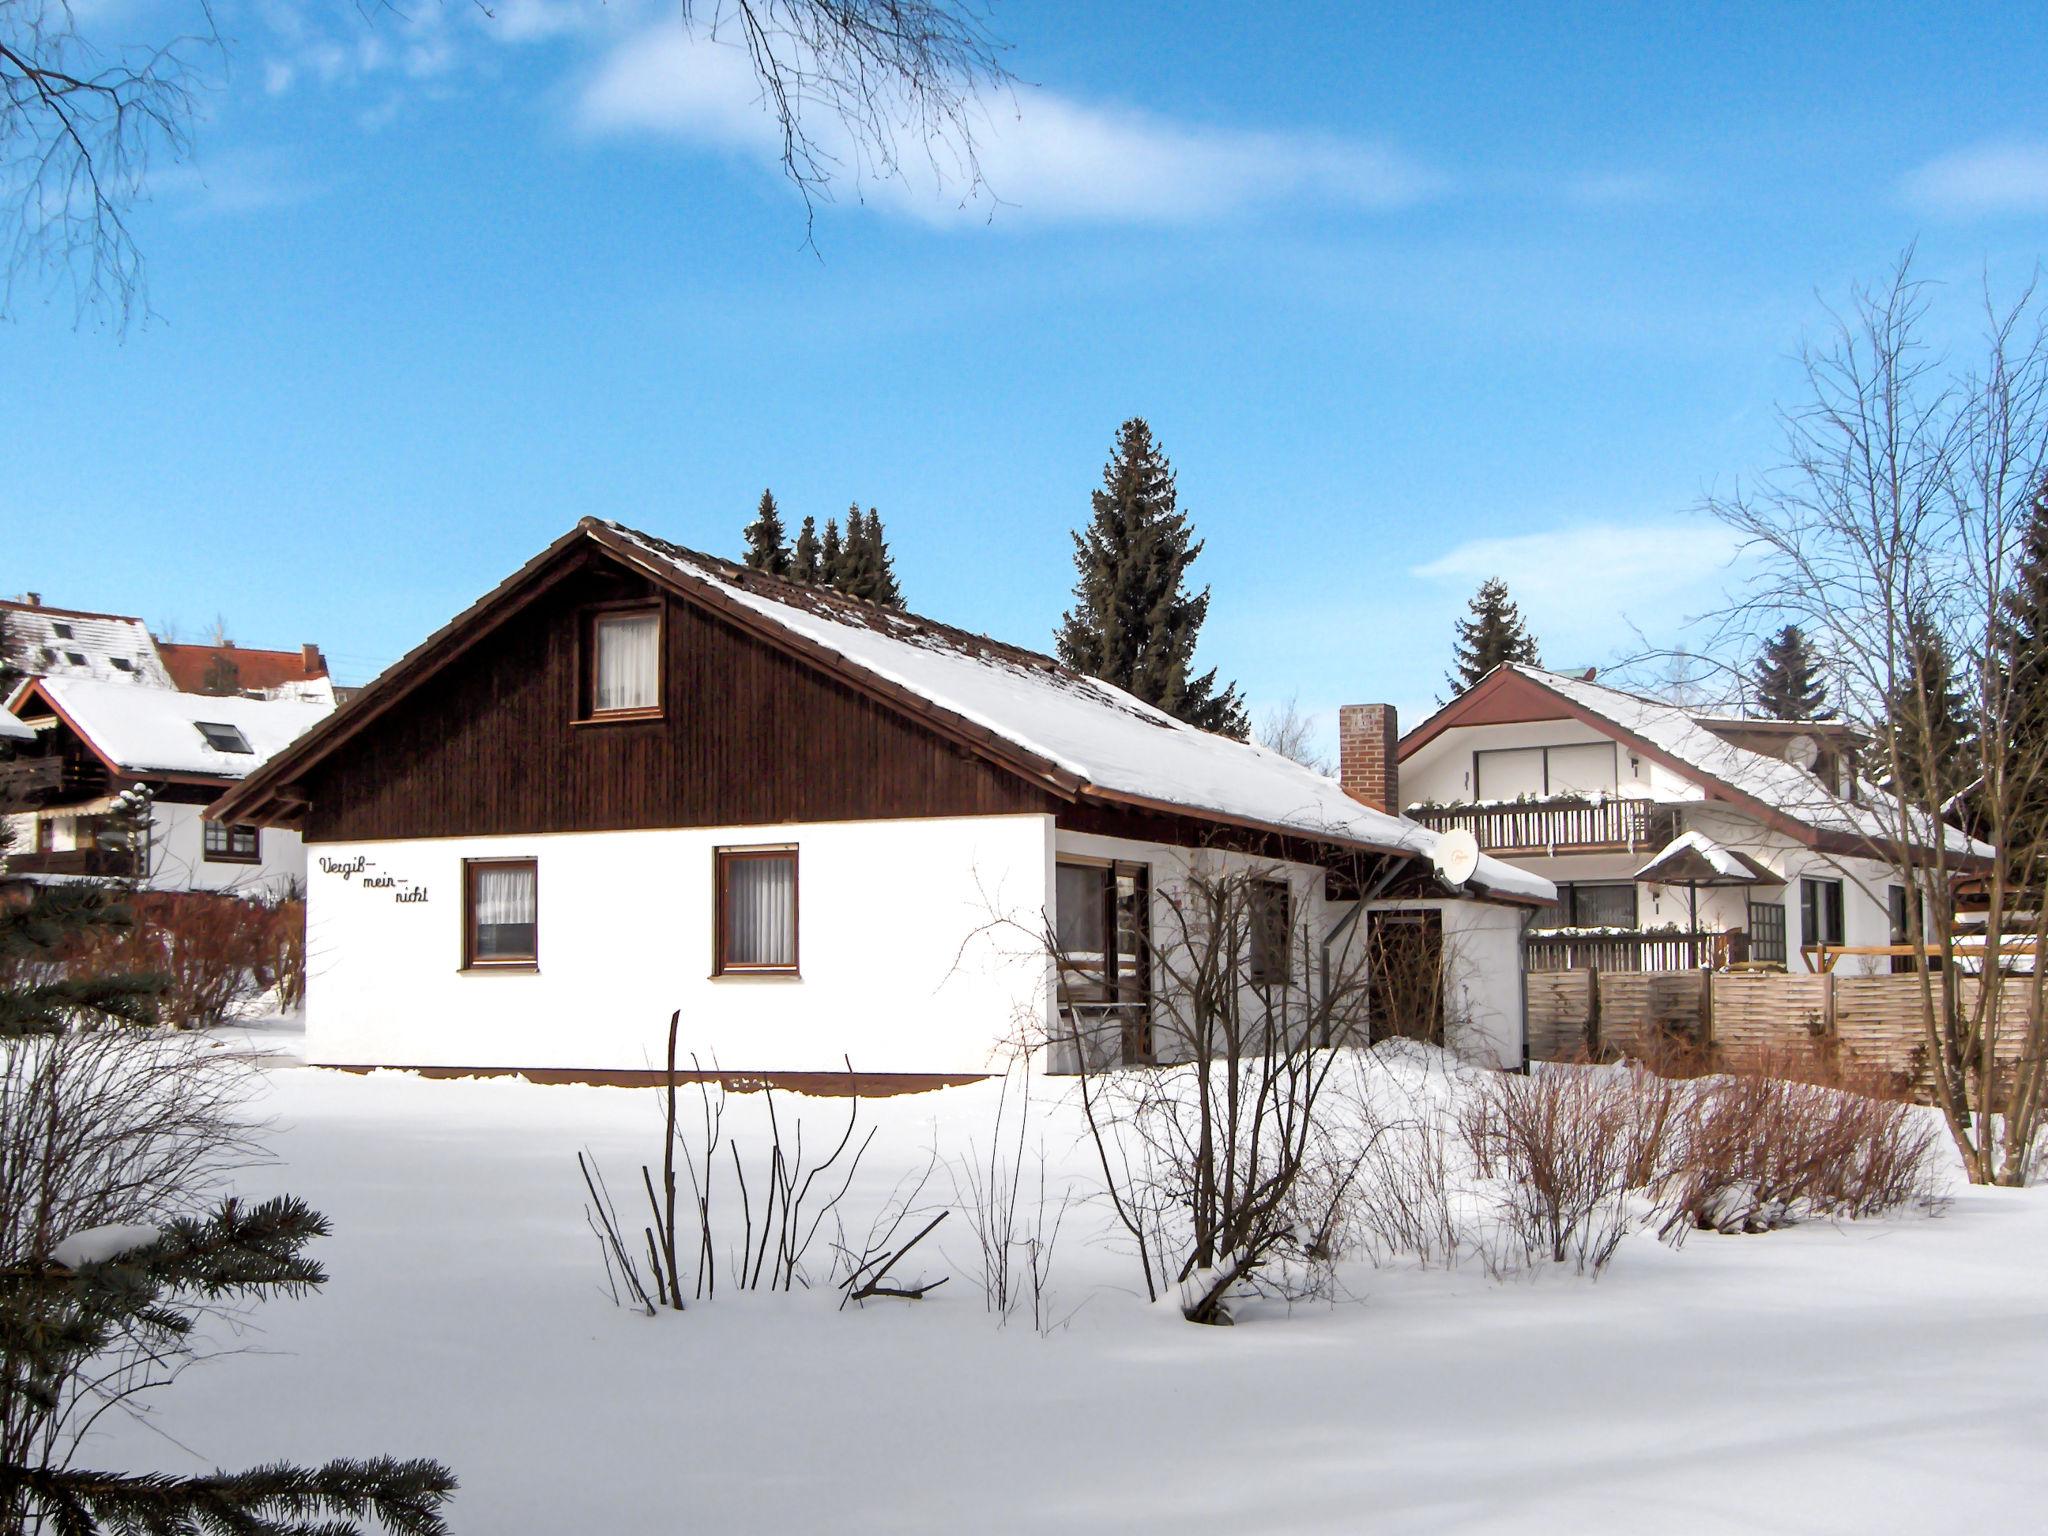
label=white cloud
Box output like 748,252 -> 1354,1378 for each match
1902,140 -> 2048,215
1412,521 -> 1741,610
576,27 -> 1443,226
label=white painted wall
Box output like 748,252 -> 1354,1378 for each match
1402,719 -> 1702,807
1054,829 -> 1528,1071
4,801 -> 306,899
304,814 -> 1056,1075
146,802 -> 306,898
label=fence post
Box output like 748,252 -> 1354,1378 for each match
1702,968 -> 1715,1055
1586,966 -> 1602,1059
1823,971 -> 1838,1068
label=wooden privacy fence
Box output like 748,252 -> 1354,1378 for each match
1525,967 -> 2040,1102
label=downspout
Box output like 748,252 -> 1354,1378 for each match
1516,900 -> 1541,1073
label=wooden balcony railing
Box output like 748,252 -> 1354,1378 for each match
1526,928 -> 1738,973
2,848 -> 141,878
1410,797 -> 1683,856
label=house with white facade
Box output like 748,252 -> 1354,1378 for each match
2,677 -> 331,898
1393,664 -> 1986,976
208,519 -> 1553,1082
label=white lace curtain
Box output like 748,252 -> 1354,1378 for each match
724,855 -> 795,967
474,864 -> 537,960
595,613 -> 659,712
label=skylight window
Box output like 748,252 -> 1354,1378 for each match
194,721 -> 253,754
50,622 -> 73,639
63,652 -> 86,666
110,657 -> 134,672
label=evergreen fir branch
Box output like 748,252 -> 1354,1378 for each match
1,1454 -> 458,1536
0,975 -> 165,1038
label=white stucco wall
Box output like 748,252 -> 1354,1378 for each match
1054,829 -> 1528,1072
4,801 -> 306,899
146,801 -> 307,898
304,814 -> 1056,1075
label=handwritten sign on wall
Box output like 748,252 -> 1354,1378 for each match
318,855 -> 428,905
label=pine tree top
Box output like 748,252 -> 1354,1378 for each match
1753,623 -> 1829,721
742,489 -> 791,577
1447,577 -> 1540,695
1056,417 -> 1247,737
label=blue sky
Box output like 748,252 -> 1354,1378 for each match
9,2 -> 2048,742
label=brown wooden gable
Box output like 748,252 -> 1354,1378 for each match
294,555 -> 1057,844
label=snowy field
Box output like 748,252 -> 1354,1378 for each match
83,1020 -> 2048,1535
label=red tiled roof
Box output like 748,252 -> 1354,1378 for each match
158,642 -> 327,694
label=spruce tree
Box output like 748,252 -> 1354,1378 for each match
0,822 -> 458,1533
791,516 -> 822,584
820,518 -> 845,591
1753,624 -> 1829,720
1887,608 -> 1973,811
859,509 -> 904,609
1446,578 -> 1540,694
1056,418 -> 1248,738
1996,478 -> 2048,854
836,502 -> 873,598
742,489 -> 791,576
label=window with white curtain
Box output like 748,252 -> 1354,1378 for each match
466,859 -> 538,966
717,849 -> 797,973
591,609 -> 660,715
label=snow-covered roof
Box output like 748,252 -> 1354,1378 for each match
0,709 -> 32,744
600,525 -> 1552,905
1503,664 -> 1986,858
0,601 -> 173,688
14,676 -> 333,780
1633,830 -> 1778,886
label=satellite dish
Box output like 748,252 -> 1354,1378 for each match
1784,733 -> 1820,771
1432,828 -> 1480,889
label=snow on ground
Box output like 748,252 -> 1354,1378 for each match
82,1018 -> 2048,1534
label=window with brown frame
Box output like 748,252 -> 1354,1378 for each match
1248,878 -> 1293,985
464,858 -> 539,969
715,847 -> 798,975
580,603 -> 662,720
201,820 -> 261,864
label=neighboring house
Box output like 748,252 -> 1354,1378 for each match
2,677 -> 331,898
1395,664 -> 1987,976
158,640 -> 340,706
0,596 -> 174,688
209,519 -> 1553,1081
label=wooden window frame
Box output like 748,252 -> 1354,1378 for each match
462,857 -> 540,972
201,819 -> 262,865
1800,876 -> 1845,948
713,845 -> 800,977
576,600 -> 664,724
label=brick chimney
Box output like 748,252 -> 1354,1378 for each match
1338,704 -> 1400,814
301,643 -> 328,677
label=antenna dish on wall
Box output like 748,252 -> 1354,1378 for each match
1432,828 -> 1480,889
1784,733 -> 1820,771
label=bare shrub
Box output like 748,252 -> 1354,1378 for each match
1660,1050 -> 1943,1236
80,893 -> 275,1031
949,1070 -> 1071,1328
254,896 -> 306,1014
1459,1064 -> 1684,1276
0,1030 -> 254,1476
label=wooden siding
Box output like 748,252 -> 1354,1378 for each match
302,563 -> 1054,843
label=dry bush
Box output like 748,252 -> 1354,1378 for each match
85,893 -> 275,1031
254,897 -> 305,1013
1660,1049 -> 1942,1236
1459,1063 -> 1685,1276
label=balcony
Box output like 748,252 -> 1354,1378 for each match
1526,928 -> 1739,972
3,848 -> 141,878
1409,796 -> 1683,857
0,756 -> 63,807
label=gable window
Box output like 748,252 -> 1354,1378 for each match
194,721 -> 253,754
1249,878 -> 1293,985
585,606 -> 662,719
201,820 -> 260,864
716,847 -> 797,974
1800,876 -> 1845,948
1473,742 -> 1618,799
464,858 -> 538,969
